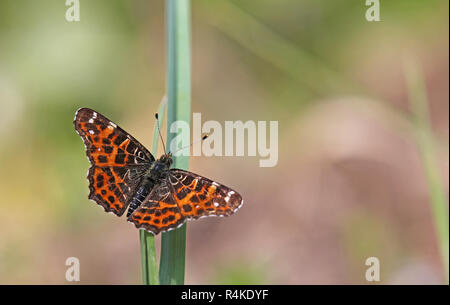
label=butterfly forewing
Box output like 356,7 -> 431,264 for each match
74,108 -> 154,166
74,108 -> 154,216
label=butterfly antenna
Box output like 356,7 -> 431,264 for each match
171,134 -> 209,155
155,113 -> 167,153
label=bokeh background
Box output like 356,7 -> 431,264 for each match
0,0 -> 448,284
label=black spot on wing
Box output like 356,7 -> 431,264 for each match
176,188 -> 190,200
114,134 -> 127,146
182,204 -> 192,212
182,174 -> 195,185
115,148 -> 126,164
195,181 -> 203,192
126,140 -> 137,154
103,146 -> 113,154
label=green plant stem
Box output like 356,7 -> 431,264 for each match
405,59 -> 449,283
139,98 -> 167,285
159,0 -> 191,285
139,230 -> 158,284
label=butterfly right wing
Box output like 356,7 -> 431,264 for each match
74,108 -> 154,216
128,169 -> 244,235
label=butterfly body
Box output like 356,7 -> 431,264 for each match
126,154 -> 172,217
74,108 -> 243,235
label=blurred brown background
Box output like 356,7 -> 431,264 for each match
0,0 -> 448,284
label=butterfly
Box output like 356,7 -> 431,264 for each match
73,108 -> 243,234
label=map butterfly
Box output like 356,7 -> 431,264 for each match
74,108 -> 243,234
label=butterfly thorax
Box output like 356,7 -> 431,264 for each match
149,153 -> 172,178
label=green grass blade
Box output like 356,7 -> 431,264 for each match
159,0 -> 191,285
139,229 -> 149,284
139,98 -> 167,285
404,59 -> 449,283
140,230 -> 158,285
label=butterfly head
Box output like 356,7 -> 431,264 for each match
158,153 -> 173,168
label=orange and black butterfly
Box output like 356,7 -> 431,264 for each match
73,108 -> 243,234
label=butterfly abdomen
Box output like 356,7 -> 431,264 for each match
126,181 -> 153,217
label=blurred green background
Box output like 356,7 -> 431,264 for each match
0,0 -> 448,284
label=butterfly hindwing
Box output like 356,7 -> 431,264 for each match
169,169 -> 243,220
87,165 -> 150,216
128,178 -> 185,234
74,108 -> 154,216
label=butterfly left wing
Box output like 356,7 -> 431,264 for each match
74,108 -> 154,216
128,178 -> 185,234
74,108 -> 154,167
168,169 -> 243,220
